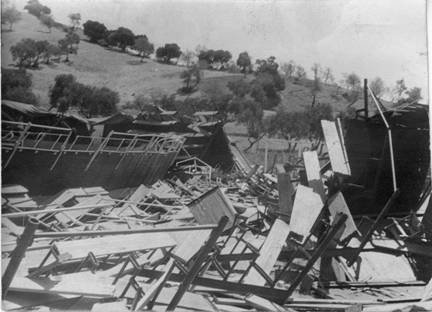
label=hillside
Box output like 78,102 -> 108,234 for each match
1,12 -> 243,108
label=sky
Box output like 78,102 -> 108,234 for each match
13,0 -> 429,102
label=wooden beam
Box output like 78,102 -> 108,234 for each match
303,151 -> 326,201
276,164 -> 294,222
328,192 -> 359,241
321,120 -> 351,175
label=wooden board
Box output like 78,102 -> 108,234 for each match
321,120 -> 351,175
303,151 -> 326,201
276,164 -> 294,221
9,271 -> 115,297
54,232 -> 176,260
243,218 -> 291,286
290,185 -> 323,242
328,192 -> 359,241
245,294 -> 286,311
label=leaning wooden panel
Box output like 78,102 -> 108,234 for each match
243,218 -> 291,286
321,120 -> 351,176
187,187 -> 237,230
328,192 -> 359,241
303,151 -> 326,201
290,185 -> 323,243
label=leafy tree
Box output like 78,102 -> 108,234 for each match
24,0 -> 50,17
49,74 -> 76,108
180,65 -> 201,93
1,5 -> 21,30
321,67 -> 334,84
83,20 -> 107,43
108,27 -> 135,51
132,35 -> 154,61
58,31 -> 80,62
236,51 -> 251,74
406,87 -> 422,103
294,65 -> 307,81
254,56 -> 285,108
281,61 -> 295,80
369,77 -> 385,99
198,49 -> 232,69
10,38 -> 39,68
43,43 -> 61,64
393,79 -> 407,102
156,43 -> 181,63
344,72 -> 361,91
2,67 -> 38,104
39,14 -> 55,33
68,13 -> 81,30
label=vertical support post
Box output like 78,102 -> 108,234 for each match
364,79 -> 368,119
2,217 -> 39,297
276,164 -> 294,222
166,216 -> 228,311
3,123 -> 32,168
50,130 -> 72,170
264,141 -> 268,173
85,131 -> 113,171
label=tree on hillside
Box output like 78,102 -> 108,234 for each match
254,56 -> 285,108
39,14 -> 55,33
343,72 -> 361,104
107,27 -> 135,51
369,77 -> 385,99
156,43 -> 181,64
43,43 -> 61,64
68,13 -> 81,30
10,38 -> 39,68
393,79 -> 407,102
281,61 -> 295,80
294,65 -> 307,81
198,49 -> 232,69
311,63 -> 322,99
180,64 -> 201,93
2,6 -> 21,31
321,67 -> 334,84
406,87 -> 422,103
58,31 -> 80,62
236,51 -> 251,74
132,35 -> 154,61
50,74 -> 76,109
83,20 -> 107,43
2,67 -> 38,104
24,0 -> 50,17
180,50 -> 196,67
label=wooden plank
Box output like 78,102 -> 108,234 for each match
328,192 -> 359,241
2,185 -> 29,195
245,294 -> 287,311
290,185 -> 323,243
285,303 -> 362,312
9,271 -> 115,297
243,218 -> 291,286
54,232 -> 177,260
91,299 -> 129,312
303,151 -> 326,201
276,164 -> 294,222
321,120 -> 351,175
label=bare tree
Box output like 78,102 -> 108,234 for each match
322,67 -> 334,84
369,77 -> 385,99
281,60 -> 295,80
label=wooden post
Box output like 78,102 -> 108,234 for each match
276,164 -> 294,222
166,216 -> 228,311
264,141 -> 269,173
347,189 -> 400,266
364,79 -> 368,119
2,217 -> 39,297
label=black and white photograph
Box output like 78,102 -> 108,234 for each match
1,0 -> 431,310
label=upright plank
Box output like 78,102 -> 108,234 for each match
275,164 -> 294,222
328,192 -> 359,241
289,185 -> 323,243
303,151 -> 326,201
243,218 -> 291,286
321,120 -> 351,175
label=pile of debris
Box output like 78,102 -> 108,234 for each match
2,111 -> 432,310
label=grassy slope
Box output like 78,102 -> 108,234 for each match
1,12 -> 241,108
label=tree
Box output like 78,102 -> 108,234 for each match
180,65 -> 201,93
321,67 -> 334,84
2,67 -> 38,105
2,6 -> 21,31
406,87 -> 422,103
294,65 -> 307,81
156,43 -> 181,63
369,77 -> 385,99
311,63 -> 322,98
10,38 -> 39,68
108,27 -> 135,51
58,31 -> 80,62
43,43 -> 61,64
24,0 -> 50,17
49,74 -> 76,109
281,61 -> 295,80
83,20 -> 107,43
39,14 -> 55,33
254,56 -> 285,108
68,13 -> 81,30
236,51 -> 251,74
344,72 -> 361,91
393,79 -> 407,102
132,35 -> 154,61
180,50 -> 196,67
